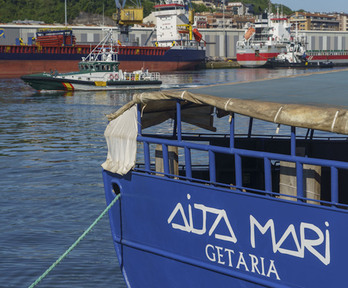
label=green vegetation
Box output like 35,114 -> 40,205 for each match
228,0 -> 293,15
0,0 -> 294,24
0,0 -> 155,24
192,3 -> 213,13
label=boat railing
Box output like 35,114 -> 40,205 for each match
134,100 -> 348,210
123,71 -> 160,81
0,44 -> 92,55
148,72 -> 161,80
307,49 -> 348,56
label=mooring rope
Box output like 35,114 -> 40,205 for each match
28,194 -> 121,288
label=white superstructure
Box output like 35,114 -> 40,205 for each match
153,0 -> 196,47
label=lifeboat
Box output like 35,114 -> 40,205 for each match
244,27 -> 255,41
192,28 -> 202,42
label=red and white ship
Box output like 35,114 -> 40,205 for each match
236,9 -> 292,68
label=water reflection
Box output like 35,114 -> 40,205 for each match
160,67 -> 330,90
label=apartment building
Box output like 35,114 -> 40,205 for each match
335,13 -> 348,31
226,2 -> 253,16
289,12 -> 339,31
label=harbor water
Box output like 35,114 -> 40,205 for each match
1,67 -> 346,287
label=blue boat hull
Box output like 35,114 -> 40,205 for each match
103,170 -> 346,288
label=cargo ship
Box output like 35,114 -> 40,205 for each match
0,0 -> 206,78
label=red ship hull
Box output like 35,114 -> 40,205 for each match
236,52 -> 280,67
0,44 -> 206,78
0,59 -> 201,78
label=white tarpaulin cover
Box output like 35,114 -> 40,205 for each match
102,105 -> 138,175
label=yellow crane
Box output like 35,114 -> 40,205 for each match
177,7 -> 195,41
113,0 -> 143,43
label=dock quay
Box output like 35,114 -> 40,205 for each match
205,58 -> 240,69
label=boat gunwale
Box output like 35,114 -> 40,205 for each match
21,75 -> 162,85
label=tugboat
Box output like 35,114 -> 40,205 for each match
21,29 -> 162,91
265,42 -> 334,68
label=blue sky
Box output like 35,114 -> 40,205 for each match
274,0 -> 348,13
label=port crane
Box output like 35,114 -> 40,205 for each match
113,0 -> 143,43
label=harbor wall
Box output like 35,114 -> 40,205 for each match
1,25 -> 348,58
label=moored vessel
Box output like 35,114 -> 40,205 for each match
102,87 -> 348,287
236,10 -> 291,68
265,42 -> 334,68
306,50 -> 348,66
21,30 -> 162,91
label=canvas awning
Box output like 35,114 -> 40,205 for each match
102,90 -> 348,174
107,90 -> 348,135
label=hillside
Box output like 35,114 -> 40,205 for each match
0,0 -> 293,25
225,0 -> 292,15
0,0 -> 155,24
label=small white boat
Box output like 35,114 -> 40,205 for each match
21,29 -> 162,91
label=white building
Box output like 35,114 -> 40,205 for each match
227,2 -> 251,16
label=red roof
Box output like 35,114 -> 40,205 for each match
154,3 -> 185,8
271,18 -> 288,21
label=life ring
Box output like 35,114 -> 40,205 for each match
109,74 -> 114,80
114,73 -> 119,80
